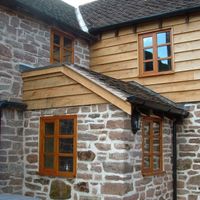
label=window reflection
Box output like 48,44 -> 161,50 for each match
144,62 -> 153,71
157,46 -> 171,58
144,48 -> 153,60
157,32 -> 170,45
143,37 -> 153,47
158,59 -> 171,72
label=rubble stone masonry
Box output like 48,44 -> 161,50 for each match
0,5 -> 90,102
0,109 -> 24,194
177,103 -> 200,200
23,104 -> 173,200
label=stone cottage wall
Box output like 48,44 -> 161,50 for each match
0,108 -> 24,194
177,102 -> 200,200
0,5 -> 90,102
23,103 -> 173,200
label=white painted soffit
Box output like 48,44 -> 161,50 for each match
75,7 -> 88,32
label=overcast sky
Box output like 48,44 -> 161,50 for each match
62,0 -> 95,7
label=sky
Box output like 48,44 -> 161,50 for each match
62,0 -> 95,7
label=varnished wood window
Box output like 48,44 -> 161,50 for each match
142,116 -> 163,176
50,30 -> 74,64
39,115 -> 77,178
139,30 -> 173,76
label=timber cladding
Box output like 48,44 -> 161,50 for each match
90,12 -> 200,103
22,69 -> 106,110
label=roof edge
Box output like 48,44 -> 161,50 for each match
89,5 -> 200,33
0,100 -> 27,110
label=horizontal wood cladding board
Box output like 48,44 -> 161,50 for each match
163,90 -> 200,103
25,93 -> 107,110
91,42 -> 137,58
125,69 -> 200,85
147,80 -> 200,93
24,75 -> 76,91
91,60 -> 137,73
23,84 -> 91,100
90,51 -> 137,66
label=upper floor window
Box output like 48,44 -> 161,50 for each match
142,116 -> 163,176
139,30 -> 172,77
39,115 -> 77,178
50,30 -> 74,64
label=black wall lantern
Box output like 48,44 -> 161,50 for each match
131,106 -> 140,134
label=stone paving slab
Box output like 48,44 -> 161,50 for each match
0,194 -> 38,200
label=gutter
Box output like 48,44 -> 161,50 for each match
89,5 -> 200,33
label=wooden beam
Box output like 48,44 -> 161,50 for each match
61,67 -> 132,115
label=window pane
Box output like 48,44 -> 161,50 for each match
158,59 -> 171,72
59,138 -> 73,153
157,32 -> 170,45
53,46 -> 60,62
59,119 -> 74,135
64,37 -> 72,49
157,46 -> 171,58
45,122 -> 54,135
54,34 -> 60,45
44,155 -> 54,169
144,48 -> 153,60
143,121 -> 150,153
63,49 -> 72,64
44,138 -> 54,153
143,37 -> 153,47
144,62 -> 153,72
153,122 -> 160,153
59,156 -> 73,172
153,155 -> 160,170
143,156 -> 150,169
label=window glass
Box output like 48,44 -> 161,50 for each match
59,157 -> 73,172
144,62 -> 153,72
158,59 -> 171,72
44,155 -> 54,169
54,34 -> 60,45
143,37 -> 153,47
60,119 -> 74,135
59,138 -> 73,153
45,122 -> 54,135
153,155 -> 160,170
157,46 -> 171,58
143,156 -> 150,169
64,37 -> 72,49
44,138 -> 54,153
53,46 -> 60,63
144,48 -> 153,60
157,32 -> 170,45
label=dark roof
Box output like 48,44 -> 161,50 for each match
80,0 -> 200,32
0,0 -> 95,41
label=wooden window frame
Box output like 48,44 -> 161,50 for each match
39,115 -> 77,178
139,29 -> 174,77
50,29 -> 74,64
142,116 -> 163,176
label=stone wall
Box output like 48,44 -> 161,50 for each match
23,104 -> 173,200
177,103 -> 200,200
0,5 -> 90,102
0,109 -> 24,194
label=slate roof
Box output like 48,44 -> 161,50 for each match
21,63 -> 188,117
0,0 -> 94,40
80,0 -> 200,32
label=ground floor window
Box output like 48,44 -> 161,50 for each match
39,115 -> 77,178
142,116 -> 163,175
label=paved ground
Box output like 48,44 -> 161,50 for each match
0,194 -> 37,200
